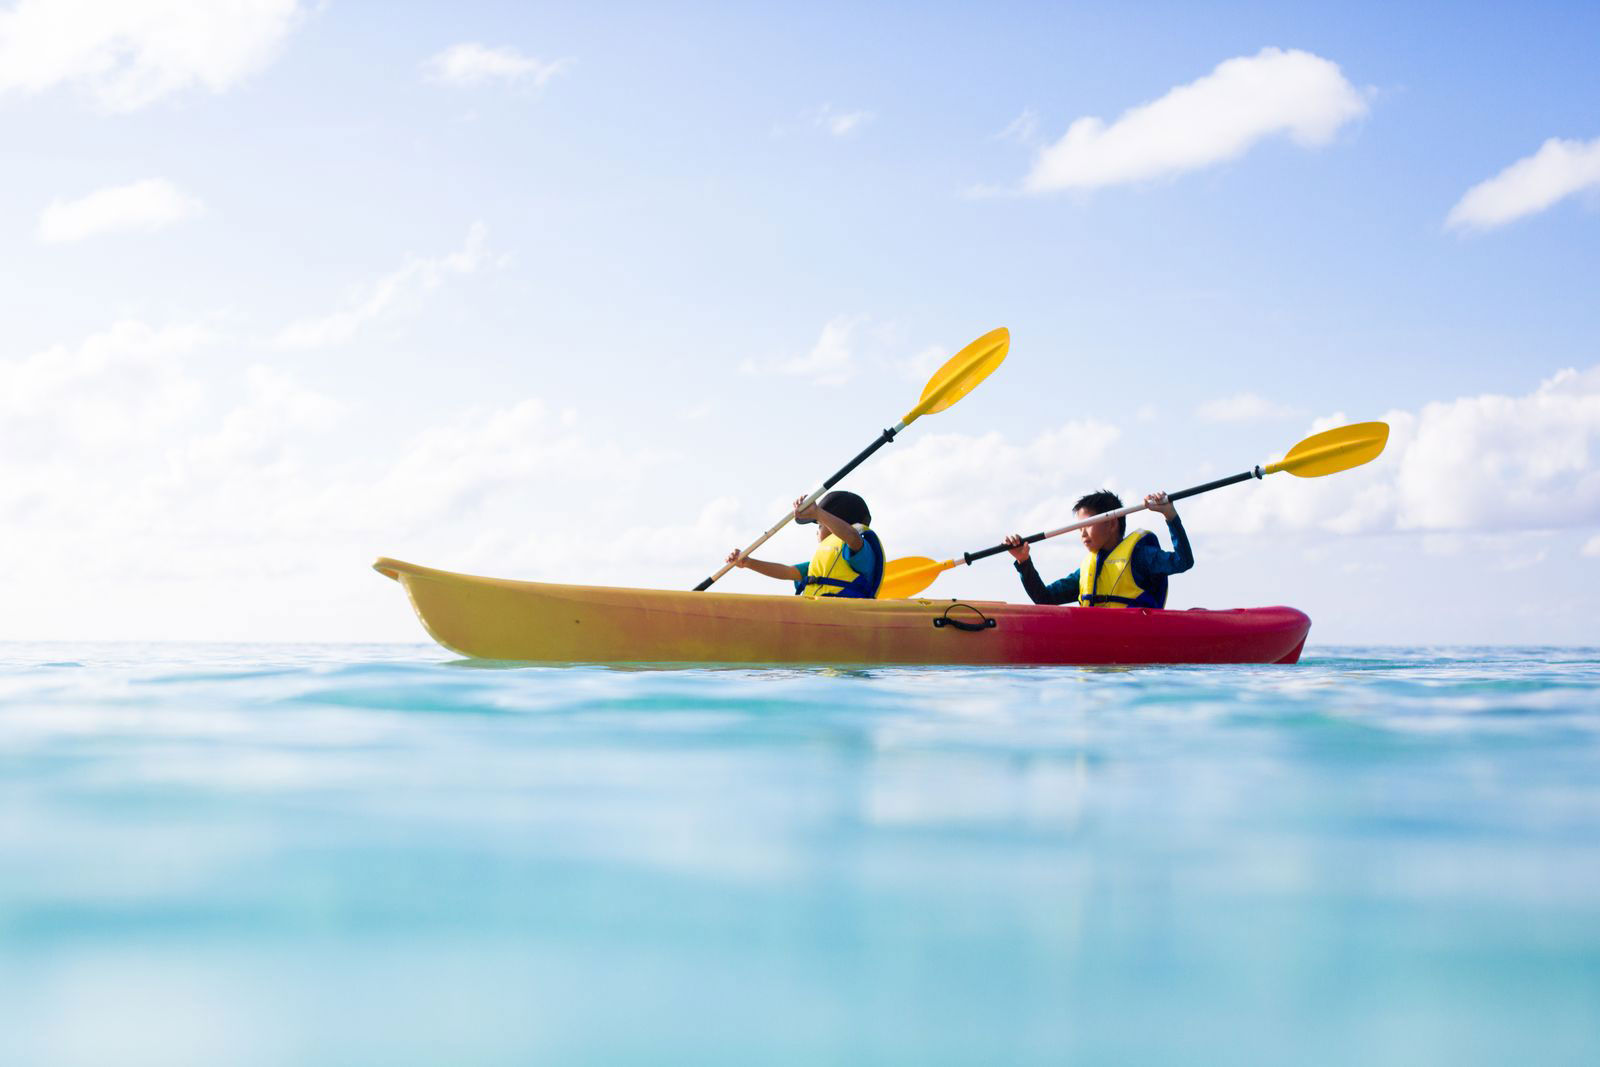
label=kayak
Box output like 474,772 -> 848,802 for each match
374,557 -> 1310,666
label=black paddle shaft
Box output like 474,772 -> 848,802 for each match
959,466 -> 1264,565
692,427 -> 900,591
822,426 -> 900,492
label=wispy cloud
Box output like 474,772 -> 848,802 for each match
997,108 -> 1039,144
423,43 -> 573,89
0,0 -> 303,112
812,103 -> 873,137
1023,47 -> 1368,193
37,178 -> 203,243
898,344 -> 949,382
275,223 -> 498,349
1446,135 -> 1600,231
1584,534 -> 1600,558
741,316 -> 861,386
1197,392 -> 1304,423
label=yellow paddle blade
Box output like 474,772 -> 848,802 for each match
879,556 -> 958,600
902,327 -> 1009,423
1265,421 -> 1390,478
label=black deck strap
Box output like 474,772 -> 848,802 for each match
933,603 -> 997,632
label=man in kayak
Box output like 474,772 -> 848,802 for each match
725,490 -> 885,598
1003,490 -> 1192,608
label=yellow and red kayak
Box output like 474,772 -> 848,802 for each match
374,558 -> 1310,666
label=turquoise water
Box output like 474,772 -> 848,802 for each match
2,645 -> 1598,1066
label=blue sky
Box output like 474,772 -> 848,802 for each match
2,1 -> 1597,644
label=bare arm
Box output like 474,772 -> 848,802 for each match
724,548 -> 803,582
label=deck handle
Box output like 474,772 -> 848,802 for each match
933,605 -> 996,632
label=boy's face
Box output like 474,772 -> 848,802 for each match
1076,508 -> 1119,553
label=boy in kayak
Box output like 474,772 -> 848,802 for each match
1002,489 -> 1192,608
725,490 -> 885,598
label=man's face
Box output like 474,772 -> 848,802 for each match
1076,508 -> 1119,553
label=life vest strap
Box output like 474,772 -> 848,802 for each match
1080,593 -> 1145,606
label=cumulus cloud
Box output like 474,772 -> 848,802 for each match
0,0 -> 302,112
423,43 -> 572,88
1189,366 -> 1600,537
36,178 -> 203,243
1023,47 -> 1368,193
275,223 -> 497,349
1197,392 -> 1304,423
0,319 -> 211,457
0,315 -> 696,637
1446,135 -> 1600,231
866,421 -> 1125,556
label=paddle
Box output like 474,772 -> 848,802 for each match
694,326 -> 1010,592
879,421 -> 1390,600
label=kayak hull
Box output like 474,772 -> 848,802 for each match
375,558 -> 1310,666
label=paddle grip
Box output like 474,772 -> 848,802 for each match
1168,467 -> 1261,502
964,527 -> 1050,565
821,427 -> 898,490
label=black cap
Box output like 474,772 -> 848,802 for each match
798,489 -> 871,526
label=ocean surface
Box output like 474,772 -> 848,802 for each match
1,643 -> 1597,1066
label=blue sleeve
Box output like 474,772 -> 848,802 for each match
840,537 -> 876,576
1046,572 -> 1080,603
1016,559 -> 1079,605
1131,518 -> 1195,584
792,560 -> 809,596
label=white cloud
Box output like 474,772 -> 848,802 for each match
0,319 -> 211,458
741,316 -> 861,386
1446,135 -> 1600,231
0,0 -> 302,112
1189,365 -> 1600,537
36,178 -> 203,243
275,223 -> 496,349
1024,47 -> 1368,193
740,319 -> 961,387
812,103 -> 873,136
0,315 -> 692,637
1584,534 -> 1600,558
997,108 -> 1039,144
1197,392 -> 1304,423
423,43 -> 572,88
865,421 -> 1124,557
899,344 -> 949,382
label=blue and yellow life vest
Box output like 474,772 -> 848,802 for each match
801,525 -> 884,599
1079,530 -> 1164,609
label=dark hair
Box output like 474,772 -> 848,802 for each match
802,489 -> 871,526
1073,489 -> 1124,537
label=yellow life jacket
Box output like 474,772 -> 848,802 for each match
1079,530 -> 1159,609
801,525 -> 884,599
